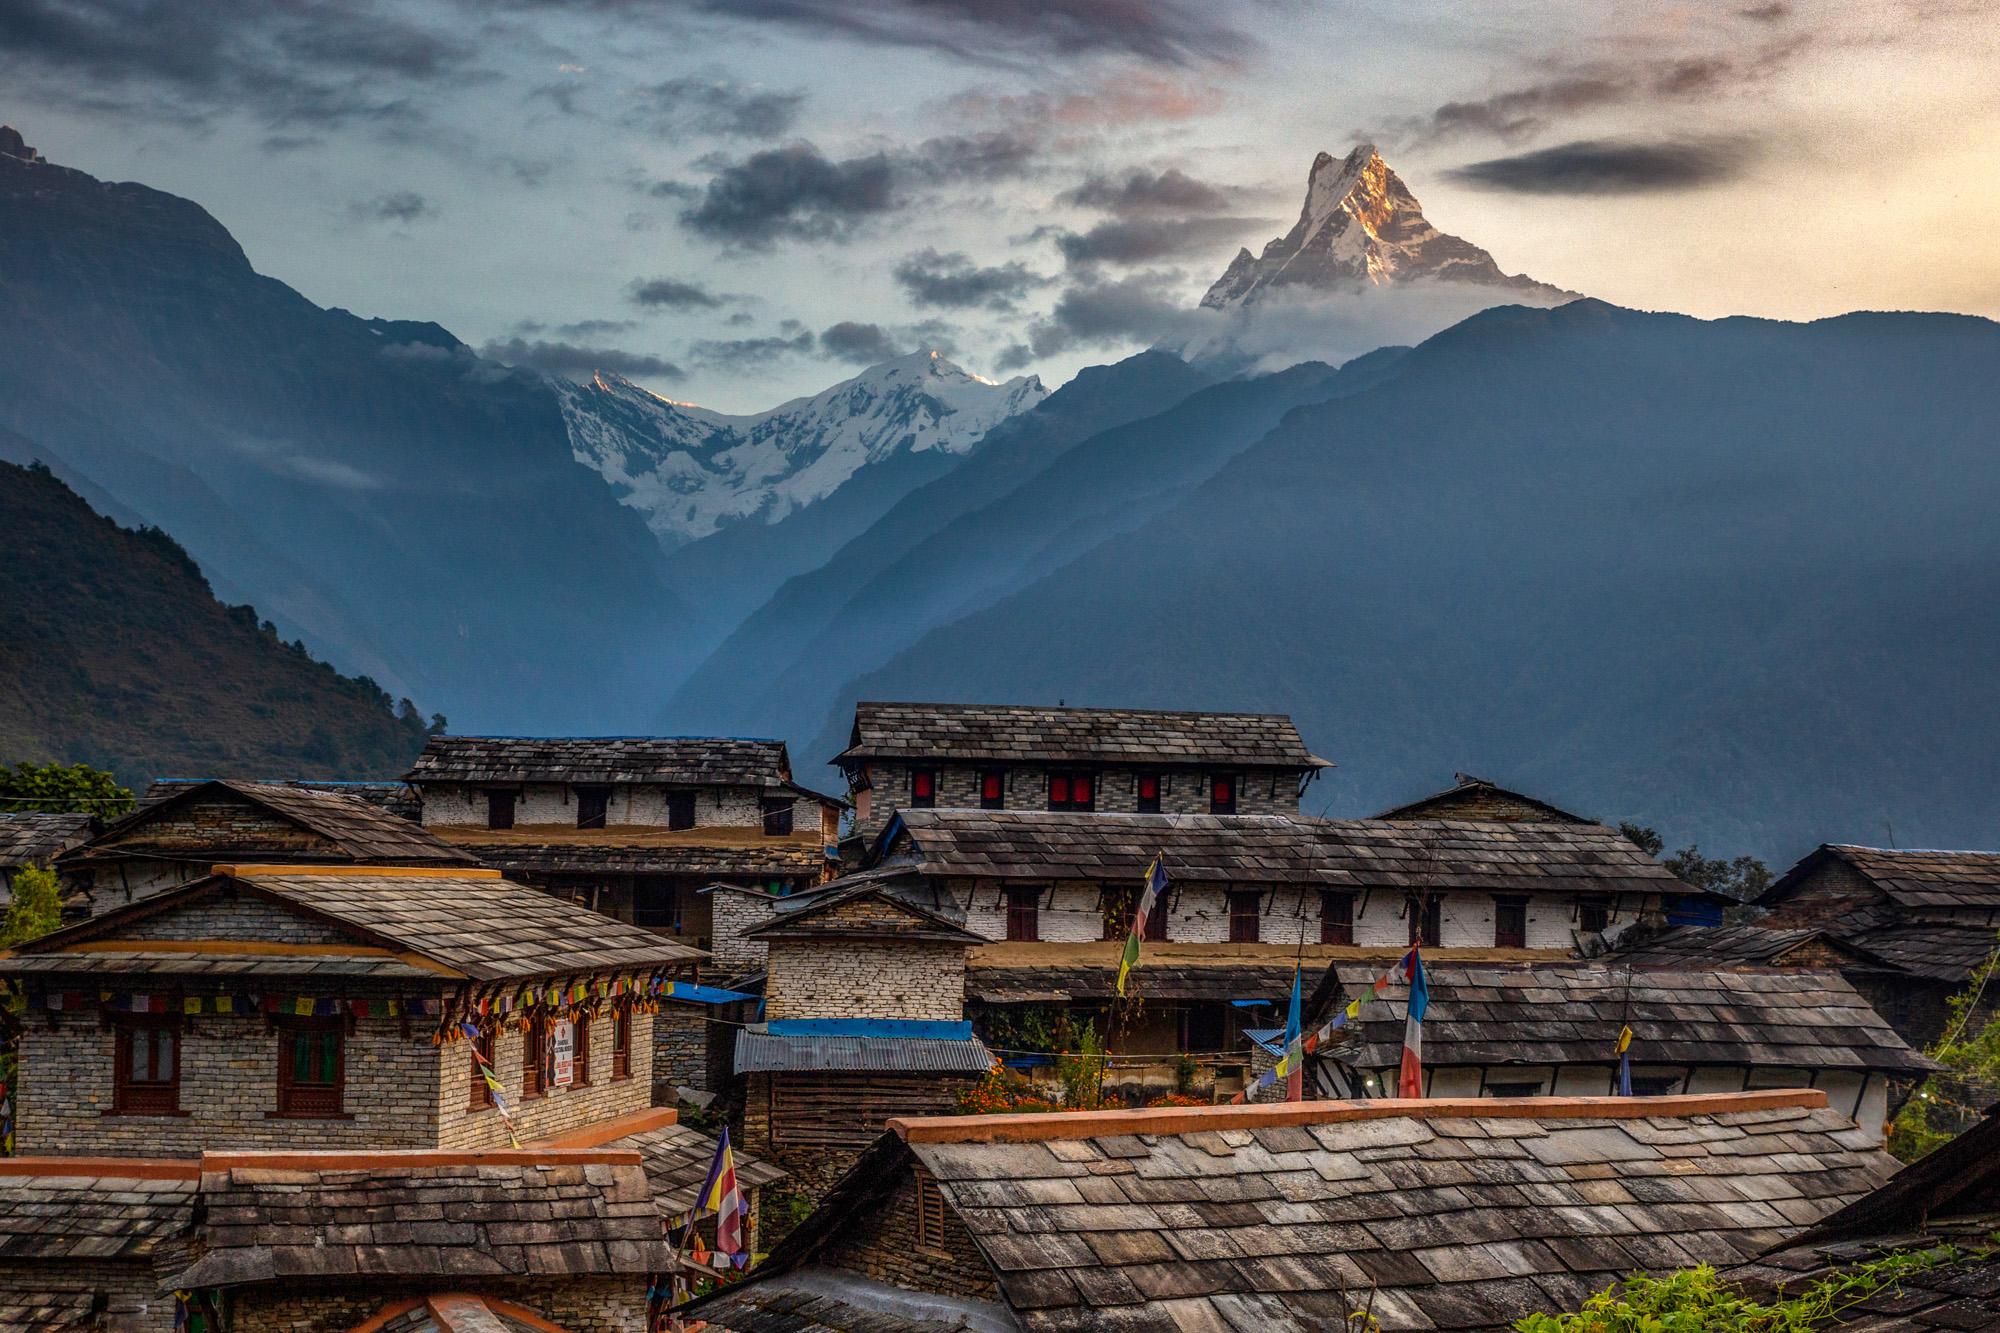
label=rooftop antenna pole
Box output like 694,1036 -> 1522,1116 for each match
1885,820 -> 1897,849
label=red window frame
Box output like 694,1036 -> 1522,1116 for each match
1227,890 -> 1262,944
910,769 -> 936,807
274,1017 -> 345,1118
1006,887 -> 1040,942
469,1026 -> 496,1109
980,772 -> 1005,809
1048,773 -> 1095,811
1320,891 -> 1356,946
612,1007 -> 632,1081
112,1017 -> 182,1116
1209,774 -> 1237,815
1136,774 -> 1161,813
573,1014 -> 592,1087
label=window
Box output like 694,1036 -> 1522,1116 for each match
1047,773 -> 1094,811
633,880 -> 677,930
1407,895 -> 1441,948
1485,1081 -> 1543,1099
980,772 -> 1005,810
1101,888 -> 1167,941
113,1019 -> 180,1116
1629,1076 -> 1681,1097
1209,774 -> 1237,815
761,796 -> 795,836
576,786 -> 610,829
522,1013 -> 547,1100
574,1015 -> 591,1086
1578,896 -> 1610,935
1320,891 -> 1355,946
914,1169 -> 948,1251
1136,774 -> 1161,814
276,1019 -> 343,1118
469,1026 -> 496,1109
910,769 -> 936,808
666,791 -> 697,831
1006,887 -> 1040,942
1228,890 -> 1262,943
1495,896 -> 1528,949
486,789 -> 515,830
612,1007 -> 632,1080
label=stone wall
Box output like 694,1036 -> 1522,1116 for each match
764,939 -> 966,1022
227,1275 -> 648,1333
1760,859 -> 1883,929
73,859 -> 209,913
0,1258 -> 167,1333
121,896 -> 354,944
652,1003 -> 708,1095
101,800 -> 332,854
819,1167 -> 996,1300
434,1008 -> 655,1150
708,889 -> 778,972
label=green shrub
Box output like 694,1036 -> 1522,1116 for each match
1514,1250 -> 1957,1333
1,864 -> 64,946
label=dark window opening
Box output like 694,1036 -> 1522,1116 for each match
576,786 -> 610,830
915,1169 -> 947,1250
1578,896 -> 1610,935
469,1027 -> 496,1109
1183,1002 -> 1225,1053
1228,890 -> 1262,944
1048,773 -> 1095,811
1629,1076 -> 1681,1097
1209,775 -> 1237,815
114,1019 -> 180,1116
666,791 -> 697,831
1485,1081 -> 1542,1098
910,770 -> 936,808
762,796 -> 795,836
1136,774 -> 1161,814
1006,887 -> 1040,942
1407,895 -> 1442,948
572,1015 -> 591,1087
1495,896 -> 1528,949
1320,891 -> 1355,946
980,772 -> 1005,809
486,789 -> 515,830
276,1019 -> 343,1118
633,880 -> 678,931
523,1014 -> 548,1100
612,1008 -> 632,1080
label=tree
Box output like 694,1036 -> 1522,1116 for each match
0,761 -> 133,816
1619,822 -> 1771,901
1,864 -> 64,946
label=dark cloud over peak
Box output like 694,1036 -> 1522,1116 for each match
1054,215 -> 1263,269
893,248 -> 1051,310
1061,166 -> 1233,215
1025,269 -> 1187,358
817,321 -> 901,363
1447,138 -> 1755,194
479,336 -> 685,382
689,321 -> 816,368
628,277 -> 730,309
348,191 -> 430,223
628,77 -> 805,139
678,143 -> 896,246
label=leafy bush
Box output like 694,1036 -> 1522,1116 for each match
0,761 -> 132,816
1889,942 -> 2000,1161
1,864 -> 63,946
1515,1251 -> 1955,1333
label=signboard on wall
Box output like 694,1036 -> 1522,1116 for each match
552,1020 -> 575,1087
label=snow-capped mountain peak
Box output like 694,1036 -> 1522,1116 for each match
555,351 -> 1047,550
1201,144 -> 1577,309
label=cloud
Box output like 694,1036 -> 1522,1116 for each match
1055,215 -> 1262,267
1447,139 -> 1754,194
688,321 -> 816,368
893,248 -> 1051,311
479,337 -> 685,381
628,277 -> 730,310
906,128 -> 1039,184
662,0 -> 1250,67
1740,2 -> 1790,19
1061,166 -> 1234,215
627,77 -> 805,138
817,321 -> 901,363
678,143 -> 896,246
1024,270 -> 1192,358
347,191 -> 430,223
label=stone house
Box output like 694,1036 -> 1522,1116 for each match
139,778 -> 424,821
52,779 -> 481,915
1373,773 -> 1592,823
0,864 -> 706,1155
1315,963 -> 1937,1141
404,736 -> 845,950
0,1160 -> 192,1333
734,882 -> 992,1201
840,809 -> 1682,1099
688,1089 -> 1898,1333
833,702 -> 1331,850
0,810 -> 94,905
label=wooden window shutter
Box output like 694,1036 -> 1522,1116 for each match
914,1168 -> 947,1250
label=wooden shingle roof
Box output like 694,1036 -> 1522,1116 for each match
0,812 -> 94,869
61,779 -> 478,867
407,736 -> 793,786
838,702 -> 1326,768
740,1094 -> 1897,1333
0,1170 -> 194,1260
885,810 -> 1682,894
1768,844 -> 2000,911
605,1121 -> 788,1218
439,830 -> 831,879
1373,775 -> 1590,824
142,778 -> 420,821
1327,964 -> 1938,1074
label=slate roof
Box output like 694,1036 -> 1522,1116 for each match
734,1031 -> 994,1074
745,883 -> 987,945
883,811 -> 1682,894
61,779 -> 478,866
838,703 -> 1326,769
697,1267 -> 1021,1333
446,834 -> 832,879
1839,922 -> 2000,982
1608,924 -> 1839,968
1615,921 -> 1999,985
1373,776 -> 1590,824
165,1155 -> 672,1288
1768,845 -> 2000,911
407,736 -> 793,787
1326,965 -> 1938,1074
7,868 -> 706,983
0,812 -> 94,869
606,1121 -> 788,1217
144,778 -> 421,820
0,1170 -> 194,1260
749,1095 -> 1897,1333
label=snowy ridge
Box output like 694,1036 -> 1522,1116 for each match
1201,144 -> 1577,309
556,351 -> 1047,549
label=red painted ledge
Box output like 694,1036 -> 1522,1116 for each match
527,1105 -> 678,1149
889,1089 -> 1829,1144
200,1147 -> 642,1170
0,1156 -> 201,1180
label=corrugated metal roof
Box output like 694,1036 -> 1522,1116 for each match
734,1030 -> 993,1074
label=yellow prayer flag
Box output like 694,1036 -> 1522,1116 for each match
294,996 -> 314,1016
1616,1025 -> 1633,1055
1345,999 -> 1362,1018
184,996 -> 202,1014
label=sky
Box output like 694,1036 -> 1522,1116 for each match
5,0 -> 1998,412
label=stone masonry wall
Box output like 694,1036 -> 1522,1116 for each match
652,1003 -> 708,1095
228,1274 -> 648,1333
819,1168 -> 995,1300
434,1007 -> 654,1150
764,940 -> 966,1022
420,782 -> 766,829
707,890 -> 778,972
121,897 -> 355,943
17,1012 -> 444,1156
